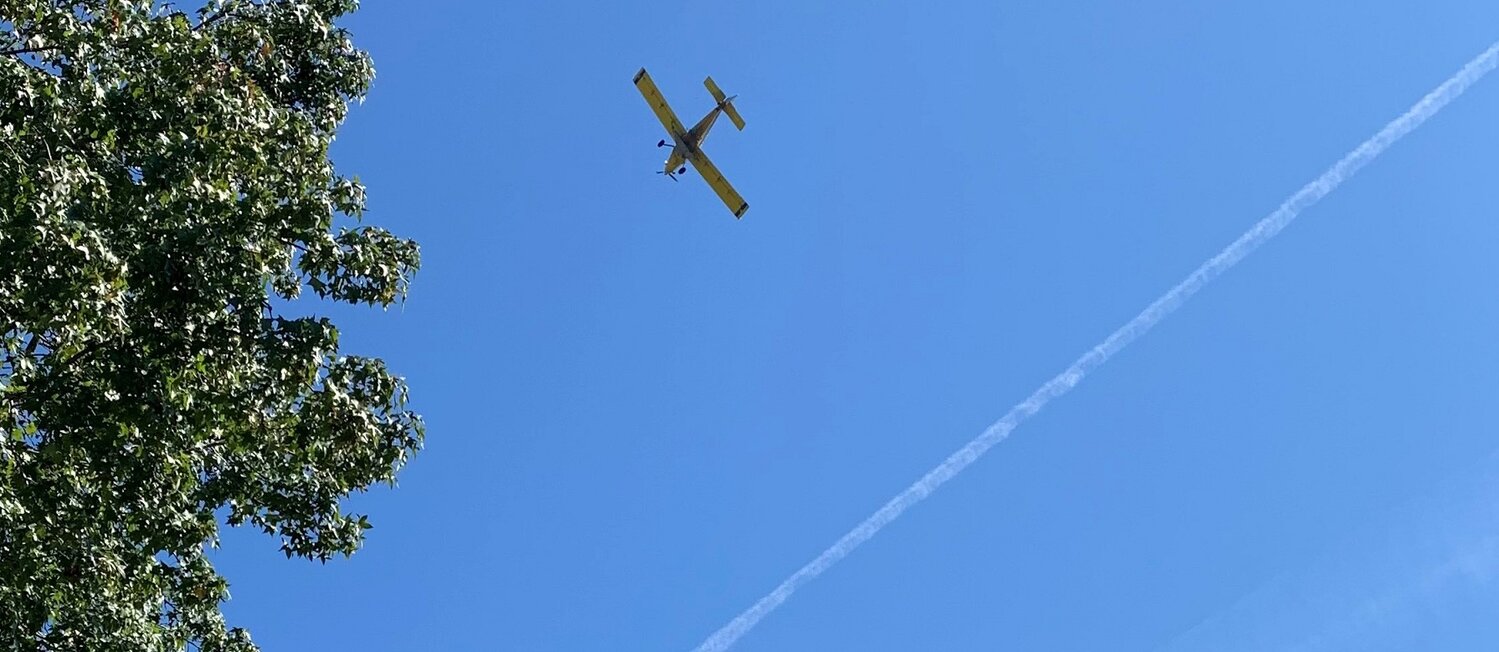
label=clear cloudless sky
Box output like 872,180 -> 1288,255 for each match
210,1 -> 1499,650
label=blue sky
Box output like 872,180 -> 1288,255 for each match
213,1 -> 1499,650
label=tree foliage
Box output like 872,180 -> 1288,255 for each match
0,1 -> 422,649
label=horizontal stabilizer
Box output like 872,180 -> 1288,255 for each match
722,101 -> 745,131
705,76 -> 745,131
704,76 -> 727,102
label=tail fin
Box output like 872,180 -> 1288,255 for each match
704,76 -> 746,131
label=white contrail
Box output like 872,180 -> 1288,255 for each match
693,40 -> 1499,652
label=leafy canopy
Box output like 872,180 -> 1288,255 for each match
1,1 -> 422,649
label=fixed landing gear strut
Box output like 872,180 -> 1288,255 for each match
653,140 -> 686,178
655,166 -> 688,180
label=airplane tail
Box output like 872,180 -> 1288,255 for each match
704,76 -> 745,131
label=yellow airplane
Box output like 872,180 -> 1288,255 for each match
633,68 -> 749,218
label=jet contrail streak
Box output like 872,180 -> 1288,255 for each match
693,40 -> 1499,652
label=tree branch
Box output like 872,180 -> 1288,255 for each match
0,46 -> 56,57
193,7 -> 243,32
22,333 -> 43,357
46,339 -> 107,379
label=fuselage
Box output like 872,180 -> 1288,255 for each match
663,104 -> 728,174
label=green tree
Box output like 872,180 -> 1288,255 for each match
0,1 -> 422,649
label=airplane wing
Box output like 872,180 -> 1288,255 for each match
688,153 -> 749,218
633,68 -> 687,137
